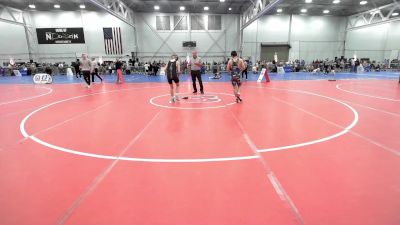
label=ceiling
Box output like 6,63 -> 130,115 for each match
0,0 -> 99,11
0,0 -> 397,16
269,0 -> 397,16
122,0 -> 251,14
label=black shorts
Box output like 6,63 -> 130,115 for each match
168,76 -> 179,84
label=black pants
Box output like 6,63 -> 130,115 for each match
91,68 -> 102,82
82,70 -> 91,86
241,69 -> 248,79
191,70 -> 203,92
75,67 -> 81,78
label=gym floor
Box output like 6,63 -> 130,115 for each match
0,72 -> 399,225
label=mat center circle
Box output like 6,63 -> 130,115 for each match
149,92 -> 236,109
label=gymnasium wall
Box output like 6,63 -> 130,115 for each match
135,13 -> 240,63
0,10 -> 136,63
242,15 -> 347,63
2,7 -> 399,65
32,10 -> 136,63
344,20 -> 400,62
0,22 -> 29,64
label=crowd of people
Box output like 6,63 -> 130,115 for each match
1,55 -> 399,78
1,53 -> 399,99
250,57 -> 398,74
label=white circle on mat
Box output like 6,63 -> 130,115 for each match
20,86 -> 359,163
336,83 -> 400,102
0,86 -> 53,106
149,92 -> 236,109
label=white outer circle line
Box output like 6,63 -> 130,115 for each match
244,87 -> 359,153
31,135 -> 259,163
336,83 -> 400,102
20,86 -> 166,138
0,86 -> 53,106
20,86 -> 359,163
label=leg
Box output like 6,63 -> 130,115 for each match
116,71 -> 120,83
95,68 -> 102,82
233,80 -> 242,103
96,73 -> 103,82
175,82 -> 180,99
116,69 -> 122,83
233,83 -> 239,102
91,72 -> 95,82
191,73 -> 197,93
87,72 -> 91,86
169,83 -> 174,98
168,78 -> 175,102
196,72 -> 204,93
96,73 -> 102,82
118,69 -> 124,83
83,71 -> 90,87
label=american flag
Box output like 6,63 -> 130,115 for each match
103,27 -> 123,55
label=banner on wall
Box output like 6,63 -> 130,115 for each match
36,28 -> 85,44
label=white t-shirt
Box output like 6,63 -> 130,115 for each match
189,57 -> 202,71
80,58 -> 92,71
91,60 -> 99,70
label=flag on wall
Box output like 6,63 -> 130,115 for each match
103,27 -> 123,55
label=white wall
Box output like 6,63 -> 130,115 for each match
0,22 -> 29,64
242,15 -> 347,62
32,10 -> 136,62
135,13 -> 240,63
0,10 -> 136,64
345,20 -> 400,62
242,15 -> 290,61
2,8 -> 399,65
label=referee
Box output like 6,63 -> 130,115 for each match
188,51 -> 204,94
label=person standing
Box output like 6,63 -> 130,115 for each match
91,57 -> 103,82
144,62 -> 150,75
74,59 -> 81,78
227,51 -> 245,103
115,58 -> 124,84
188,51 -> 204,94
165,54 -> 181,103
241,58 -> 248,80
153,61 -> 159,75
79,54 -> 92,88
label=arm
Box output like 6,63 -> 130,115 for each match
89,60 -> 93,72
227,60 -> 232,72
239,59 -> 246,71
194,58 -> 203,67
176,61 -> 181,74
